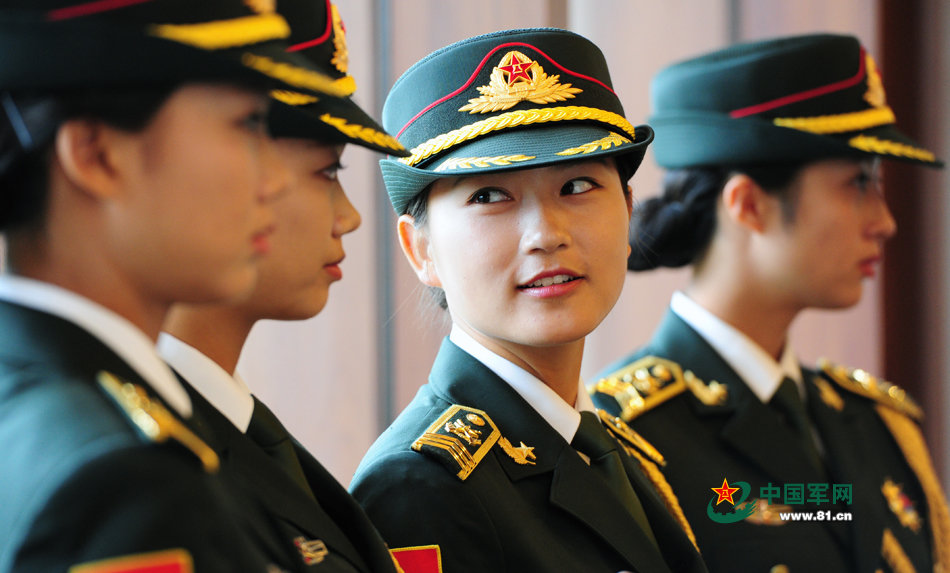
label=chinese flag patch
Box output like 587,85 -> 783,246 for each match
69,548 -> 193,573
391,545 -> 442,573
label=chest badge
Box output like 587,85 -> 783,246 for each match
294,537 -> 329,565
882,478 -> 922,533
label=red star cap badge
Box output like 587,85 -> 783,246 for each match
497,54 -> 534,85
711,477 -> 741,506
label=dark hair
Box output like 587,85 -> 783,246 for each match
402,158 -> 634,311
628,163 -> 805,271
0,87 -> 179,231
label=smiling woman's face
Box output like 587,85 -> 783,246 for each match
401,158 -> 632,353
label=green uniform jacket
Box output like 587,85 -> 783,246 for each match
351,339 -> 708,573
180,383 -> 399,572
591,309 -> 941,573
0,300 -> 272,572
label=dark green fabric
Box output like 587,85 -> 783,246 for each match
377,28 -> 654,213
770,377 -> 824,475
649,33 -> 942,168
592,308 -> 934,573
0,300 -> 272,572
351,338 -> 707,573
573,411 -> 658,548
0,2 -> 328,97
180,383 -> 399,573
266,0 -> 406,155
247,396 -> 316,501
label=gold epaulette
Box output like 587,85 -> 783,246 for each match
589,356 -> 728,421
411,404 -> 501,481
818,359 -> 923,421
96,371 -> 220,473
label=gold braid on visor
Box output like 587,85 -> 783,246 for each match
399,106 -> 637,168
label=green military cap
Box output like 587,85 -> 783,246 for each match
379,27 -> 654,214
0,0 -> 346,98
649,33 -> 943,169
268,0 -> 407,156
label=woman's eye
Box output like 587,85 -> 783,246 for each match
468,189 -> 509,204
318,163 -> 343,181
562,178 -> 597,195
241,109 -> 268,134
852,169 -> 882,195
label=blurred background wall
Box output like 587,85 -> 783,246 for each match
237,0 -> 949,488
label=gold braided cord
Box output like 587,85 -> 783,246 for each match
399,106 -> 638,167
270,78 -> 356,105
622,444 -> 699,552
876,405 -> 950,572
556,133 -> 631,156
772,106 -> 896,134
435,154 -> 535,172
319,114 -> 406,152
881,528 -> 918,573
271,90 -> 319,106
849,135 -> 938,163
150,14 -> 288,51
241,53 -> 348,97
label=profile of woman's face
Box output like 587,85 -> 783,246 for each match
103,83 -> 288,306
239,140 -> 361,320
757,158 -> 896,311
403,158 -> 633,353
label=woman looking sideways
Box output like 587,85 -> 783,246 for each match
350,28 -> 707,573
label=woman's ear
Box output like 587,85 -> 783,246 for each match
721,173 -> 770,234
397,214 -> 441,287
53,119 -> 124,200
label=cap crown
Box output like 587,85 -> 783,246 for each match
649,33 -> 940,168
384,27 -> 634,169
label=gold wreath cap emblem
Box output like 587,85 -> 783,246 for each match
458,50 -> 582,114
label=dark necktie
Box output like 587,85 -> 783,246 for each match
572,411 -> 658,548
770,377 -> 824,473
247,396 -> 316,500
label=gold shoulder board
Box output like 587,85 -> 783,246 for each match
97,371 -> 220,473
411,404 -> 500,481
589,356 -> 727,421
818,359 -> 923,421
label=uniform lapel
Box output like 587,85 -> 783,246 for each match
428,340 -> 674,573
804,371 -> 876,568
294,443 -> 396,573
652,311 -> 826,485
183,385 -> 370,571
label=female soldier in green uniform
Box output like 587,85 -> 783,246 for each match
350,28 -> 706,573
0,1 -> 345,570
158,2 -> 409,571
591,33 -> 948,573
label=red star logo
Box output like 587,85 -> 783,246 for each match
497,55 -> 534,85
711,478 -> 741,506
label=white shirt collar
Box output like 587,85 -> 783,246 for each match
158,333 -> 254,432
449,326 -> 593,443
671,291 -> 803,402
0,274 -> 191,416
